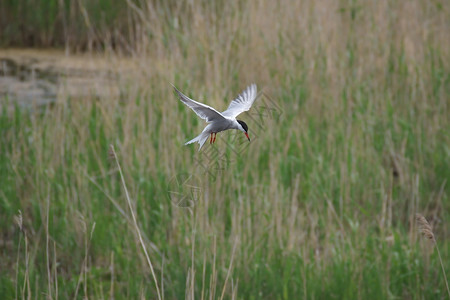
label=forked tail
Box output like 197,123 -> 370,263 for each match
185,132 -> 209,151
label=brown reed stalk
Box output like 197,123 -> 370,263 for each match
109,145 -> 162,300
415,214 -> 450,299
14,210 -> 31,299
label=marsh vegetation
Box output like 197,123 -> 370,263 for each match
0,0 -> 449,299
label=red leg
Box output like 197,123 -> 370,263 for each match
213,133 -> 217,143
209,133 -> 212,144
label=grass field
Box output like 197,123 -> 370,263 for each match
1,0 -> 449,299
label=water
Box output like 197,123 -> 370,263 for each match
0,57 -> 57,108
0,50 -> 121,110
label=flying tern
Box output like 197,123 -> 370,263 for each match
173,84 -> 257,151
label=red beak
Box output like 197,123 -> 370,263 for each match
245,132 -> 250,141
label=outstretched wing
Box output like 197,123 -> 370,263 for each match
221,84 -> 257,118
172,84 -> 226,122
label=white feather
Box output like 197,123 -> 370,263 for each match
221,84 -> 257,118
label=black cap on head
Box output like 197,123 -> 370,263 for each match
237,120 -> 248,132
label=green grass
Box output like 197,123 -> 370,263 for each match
1,0 -> 450,299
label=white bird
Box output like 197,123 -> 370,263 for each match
173,84 -> 257,151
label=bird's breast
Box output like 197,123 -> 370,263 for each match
211,119 -> 234,132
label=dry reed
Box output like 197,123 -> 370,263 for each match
109,144 -> 162,300
416,213 -> 450,298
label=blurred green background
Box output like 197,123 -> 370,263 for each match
0,0 -> 449,299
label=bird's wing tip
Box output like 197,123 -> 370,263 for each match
247,83 -> 257,93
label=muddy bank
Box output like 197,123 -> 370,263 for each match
0,49 -> 134,109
